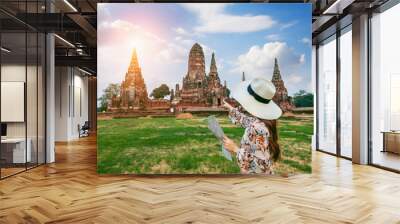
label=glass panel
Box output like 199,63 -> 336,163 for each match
317,35 -> 337,154
27,31 -> 38,169
0,1 -> 46,178
38,33 -> 45,165
26,0 -> 39,169
340,27 -> 352,158
371,4 -> 400,171
1,31 -> 27,177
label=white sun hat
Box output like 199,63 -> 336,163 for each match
232,77 -> 282,120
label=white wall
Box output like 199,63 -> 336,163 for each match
55,66 -> 70,141
72,73 -> 89,138
55,67 -> 89,141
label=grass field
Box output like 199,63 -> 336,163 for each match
97,115 -> 312,175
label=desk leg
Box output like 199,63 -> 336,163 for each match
382,133 -> 386,153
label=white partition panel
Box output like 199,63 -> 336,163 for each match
1,82 -> 25,122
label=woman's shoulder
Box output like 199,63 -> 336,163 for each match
251,119 -> 269,135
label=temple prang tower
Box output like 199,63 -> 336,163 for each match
175,43 -> 227,107
207,52 -> 225,106
117,49 -> 149,110
271,58 -> 295,112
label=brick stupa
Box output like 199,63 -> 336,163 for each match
119,49 -> 149,110
174,43 -> 227,106
271,58 -> 294,112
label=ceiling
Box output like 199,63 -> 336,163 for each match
0,0 -> 391,75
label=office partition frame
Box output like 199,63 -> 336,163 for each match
0,0 -> 47,180
315,17 -> 352,161
315,0 -> 400,173
367,0 -> 400,173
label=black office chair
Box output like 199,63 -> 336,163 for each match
79,121 -> 90,138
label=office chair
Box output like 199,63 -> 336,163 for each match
79,121 -> 90,138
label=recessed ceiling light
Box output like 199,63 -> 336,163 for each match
323,0 -> 354,15
78,67 -> 92,76
54,34 -> 75,48
1,47 -> 11,53
63,0 -> 78,12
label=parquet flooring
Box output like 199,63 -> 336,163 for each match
1,136 -> 400,223
0,167 -> 26,178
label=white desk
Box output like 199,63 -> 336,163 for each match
1,138 -> 31,163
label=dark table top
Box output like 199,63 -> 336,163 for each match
381,131 -> 400,134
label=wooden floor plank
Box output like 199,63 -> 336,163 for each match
0,136 -> 399,223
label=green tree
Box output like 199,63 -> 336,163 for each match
151,84 -> 170,99
226,88 -> 231,98
97,83 -> 120,112
104,83 -> 120,99
293,90 -> 314,107
98,95 -> 108,112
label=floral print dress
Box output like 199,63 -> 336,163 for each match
229,107 -> 274,174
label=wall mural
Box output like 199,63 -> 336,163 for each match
97,3 -> 312,175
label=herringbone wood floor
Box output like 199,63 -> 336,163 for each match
1,136 -> 400,224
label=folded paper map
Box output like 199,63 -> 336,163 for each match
207,116 -> 232,161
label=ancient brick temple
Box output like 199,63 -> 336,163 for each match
271,58 -> 295,112
109,49 -> 149,110
108,44 -> 228,113
174,43 -> 227,107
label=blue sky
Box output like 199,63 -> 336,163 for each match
97,3 -> 312,98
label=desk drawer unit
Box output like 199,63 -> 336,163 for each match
1,139 -> 32,164
383,132 -> 400,154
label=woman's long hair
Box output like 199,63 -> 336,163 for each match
236,105 -> 281,161
261,119 -> 281,162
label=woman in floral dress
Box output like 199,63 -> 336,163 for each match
222,78 -> 282,174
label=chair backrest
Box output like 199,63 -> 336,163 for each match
82,121 -> 90,129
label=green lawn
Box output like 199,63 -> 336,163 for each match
97,116 -> 312,175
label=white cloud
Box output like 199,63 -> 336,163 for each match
174,27 -> 186,35
181,4 -> 276,33
280,20 -> 298,30
156,42 -> 187,63
173,27 -> 193,37
284,73 -> 312,95
97,3 -> 111,23
99,20 -> 164,46
287,74 -> 303,85
98,19 -> 193,96
98,18 -> 224,97
217,58 -> 225,71
299,54 -> 305,64
300,37 -> 311,44
200,43 -> 215,58
232,41 -> 305,80
99,19 -> 190,64
265,34 -> 280,41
